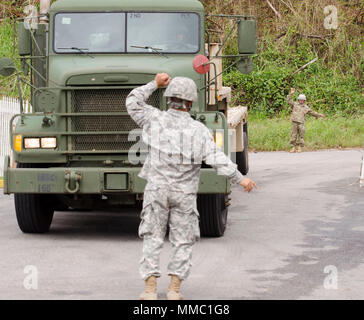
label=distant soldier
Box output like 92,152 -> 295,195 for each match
287,88 -> 325,153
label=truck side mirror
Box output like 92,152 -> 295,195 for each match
237,19 -> 256,74
0,58 -> 16,77
237,57 -> 254,74
237,19 -> 257,54
17,22 -> 32,56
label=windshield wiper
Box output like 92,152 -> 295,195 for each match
130,45 -> 169,59
57,47 -> 95,59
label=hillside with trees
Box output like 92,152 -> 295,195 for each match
0,0 -> 363,150
203,0 -> 363,116
1,0 -> 363,115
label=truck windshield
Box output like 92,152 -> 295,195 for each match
54,13 -> 126,53
54,12 -> 200,54
127,13 -> 199,53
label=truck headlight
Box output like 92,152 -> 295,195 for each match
24,138 -> 40,149
41,137 -> 57,149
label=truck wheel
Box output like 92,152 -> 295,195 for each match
197,194 -> 228,237
236,132 -> 249,175
14,163 -> 54,233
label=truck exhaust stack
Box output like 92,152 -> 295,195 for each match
39,0 -> 51,24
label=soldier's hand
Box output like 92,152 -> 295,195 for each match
290,88 -> 295,94
321,114 -> 326,118
155,73 -> 171,88
239,178 -> 258,193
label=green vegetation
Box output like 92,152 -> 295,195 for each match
205,0 -> 364,118
223,34 -> 363,118
0,19 -> 18,97
0,18 -> 30,98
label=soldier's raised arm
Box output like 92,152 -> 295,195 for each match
287,88 -> 295,106
126,73 -> 171,128
201,128 -> 257,192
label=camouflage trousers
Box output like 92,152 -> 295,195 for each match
138,187 -> 200,281
290,121 -> 306,147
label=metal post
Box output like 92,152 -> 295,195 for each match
39,0 -> 50,24
15,72 -> 25,124
202,62 -> 219,110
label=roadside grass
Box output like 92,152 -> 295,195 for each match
0,18 -> 17,96
248,115 -> 364,152
0,18 -> 30,99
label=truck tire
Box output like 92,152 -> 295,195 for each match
14,163 -> 54,233
197,194 -> 228,237
236,132 -> 249,175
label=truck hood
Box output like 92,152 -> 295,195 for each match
48,54 -> 203,87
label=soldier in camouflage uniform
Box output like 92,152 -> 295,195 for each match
126,73 -> 257,300
287,88 -> 325,153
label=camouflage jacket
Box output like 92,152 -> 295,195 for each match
126,80 -> 243,193
287,93 -> 323,124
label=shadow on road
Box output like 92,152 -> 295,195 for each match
49,208 -> 141,239
240,179 -> 364,299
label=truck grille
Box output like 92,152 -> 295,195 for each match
70,88 -> 161,151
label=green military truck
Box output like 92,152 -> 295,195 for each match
0,0 -> 256,237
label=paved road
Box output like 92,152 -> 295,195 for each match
1,149 -> 364,300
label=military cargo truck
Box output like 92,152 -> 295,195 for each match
0,0 -> 256,237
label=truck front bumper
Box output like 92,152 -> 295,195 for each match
2,156 -> 229,195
